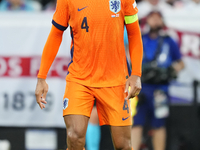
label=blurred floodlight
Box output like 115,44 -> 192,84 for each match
0,140 -> 11,150
25,129 -> 57,150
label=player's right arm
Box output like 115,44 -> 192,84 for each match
35,25 -> 64,109
35,0 -> 69,109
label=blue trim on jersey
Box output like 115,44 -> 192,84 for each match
66,45 -> 74,75
52,20 -> 67,31
70,26 -> 74,44
70,45 -> 74,58
70,27 -> 74,59
126,58 -> 131,76
67,27 -> 74,75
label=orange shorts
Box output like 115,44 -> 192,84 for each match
63,81 -> 131,126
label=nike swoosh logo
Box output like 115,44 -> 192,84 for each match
78,6 -> 88,11
122,116 -> 130,121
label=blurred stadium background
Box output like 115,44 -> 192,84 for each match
0,0 -> 200,150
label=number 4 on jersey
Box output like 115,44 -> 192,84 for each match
81,17 -> 89,32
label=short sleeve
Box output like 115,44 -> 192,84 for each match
52,0 -> 69,31
124,0 -> 138,16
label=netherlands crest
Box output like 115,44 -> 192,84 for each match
63,98 -> 69,110
109,0 -> 121,14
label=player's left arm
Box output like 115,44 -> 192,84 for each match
124,14 -> 143,100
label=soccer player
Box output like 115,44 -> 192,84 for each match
35,0 -> 143,149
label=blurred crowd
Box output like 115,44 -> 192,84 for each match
0,0 -> 200,12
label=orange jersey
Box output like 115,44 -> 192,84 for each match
52,0 -> 138,87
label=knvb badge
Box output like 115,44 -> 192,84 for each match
63,98 -> 69,110
109,0 -> 121,14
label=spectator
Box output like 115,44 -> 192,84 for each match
0,0 -> 41,11
131,11 -> 184,150
137,0 -> 172,19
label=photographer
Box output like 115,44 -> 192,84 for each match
131,11 -> 184,150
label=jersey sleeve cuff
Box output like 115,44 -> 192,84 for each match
37,74 -> 47,79
131,72 -> 141,77
52,20 -> 68,31
125,14 -> 138,24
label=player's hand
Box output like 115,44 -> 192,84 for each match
125,75 -> 141,100
35,78 -> 48,109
